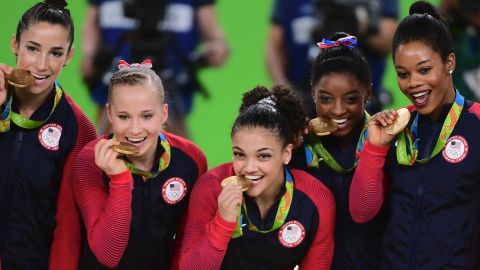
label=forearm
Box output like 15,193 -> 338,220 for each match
266,25 -> 288,84
349,140 -> 389,223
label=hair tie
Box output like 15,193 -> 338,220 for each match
317,35 -> 357,49
257,96 -> 277,112
118,59 -> 153,70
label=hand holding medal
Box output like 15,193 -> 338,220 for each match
94,139 -> 129,175
368,108 -> 411,147
218,176 -> 248,222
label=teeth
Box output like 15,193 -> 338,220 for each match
127,137 -> 145,143
31,73 -> 48,80
412,91 -> 428,98
245,175 -> 262,180
331,119 -> 348,124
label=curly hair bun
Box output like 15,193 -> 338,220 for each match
44,0 -> 68,8
409,1 -> 439,19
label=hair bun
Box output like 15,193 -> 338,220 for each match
409,1 -> 439,19
44,0 -> 68,8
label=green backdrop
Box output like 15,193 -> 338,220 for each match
0,0 -> 438,168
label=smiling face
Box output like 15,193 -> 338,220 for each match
107,82 -> 168,162
312,72 -> 371,138
11,22 -> 73,96
394,41 -> 456,118
232,126 -> 292,200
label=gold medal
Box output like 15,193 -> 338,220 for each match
110,142 -> 140,155
221,176 -> 251,191
308,117 -> 338,136
6,69 -> 35,88
385,108 -> 411,135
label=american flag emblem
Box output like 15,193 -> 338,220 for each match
442,136 -> 468,164
278,220 -> 305,248
38,124 -> 62,151
162,177 -> 187,205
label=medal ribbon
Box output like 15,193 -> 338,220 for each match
231,169 -> 294,238
125,133 -> 171,179
305,112 -> 370,174
0,81 -> 63,132
396,90 -> 464,165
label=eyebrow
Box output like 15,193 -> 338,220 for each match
318,89 -> 360,95
395,59 -> 431,69
27,41 -> 65,51
232,146 -> 274,152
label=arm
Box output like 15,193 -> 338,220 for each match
196,5 -> 229,67
365,17 -> 397,56
349,140 -> 389,223
299,182 -> 335,270
73,140 -> 133,268
178,172 -> 238,270
49,103 -> 97,270
265,24 -> 289,85
80,4 -> 101,82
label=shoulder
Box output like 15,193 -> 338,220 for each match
164,132 -> 207,173
466,101 -> 480,120
291,169 -> 333,202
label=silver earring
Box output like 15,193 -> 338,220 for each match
449,69 -> 453,75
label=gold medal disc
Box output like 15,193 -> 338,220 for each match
308,117 -> 338,136
110,142 -> 140,155
385,108 -> 411,135
221,176 -> 251,191
7,69 -> 35,88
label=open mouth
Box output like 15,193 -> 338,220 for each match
126,137 -> 147,144
411,90 -> 431,107
245,175 -> 263,182
31,72 -> 50,82
331,118 -> 349,129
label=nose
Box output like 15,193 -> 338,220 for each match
331,100 -> 347,117
243,158 -> 258,174
408,73 -> 423,89
129,118 -> 142,135
34,53 -> 48,71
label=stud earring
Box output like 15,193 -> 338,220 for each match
449,69 -> 453,75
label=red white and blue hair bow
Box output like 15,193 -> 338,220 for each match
317,35 -> 357,49
117,59 -> 153,69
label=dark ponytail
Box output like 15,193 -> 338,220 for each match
16,0 -> 74,51
392,1 -> 453,63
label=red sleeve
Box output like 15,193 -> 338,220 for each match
349,140 -> 390,224
49,97 -> 97,270
73,138 -> 134,268
294,170 -> 335,270
178,164 -> 237,270
170,138 -> 208,270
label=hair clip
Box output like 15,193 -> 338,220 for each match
317,35 -> 357,49
257,96 -> 277,112
117,59 -> 153,70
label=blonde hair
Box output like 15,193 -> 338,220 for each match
108,67 -> 164,102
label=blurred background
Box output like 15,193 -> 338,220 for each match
0,0 -> 449,167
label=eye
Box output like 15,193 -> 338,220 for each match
345,95 -> 359,104
318,95 -> 332,104
258,153 -> 271,160
142,114 -> 153,120
26,46 -> 37,52
396,71 -> 408,80
419,67 -> 431,74
118,114 -> 129,120
232,151 -> 244,159
51,50 -> 64,58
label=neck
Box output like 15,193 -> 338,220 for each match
14,85 -> 53,118
429,86 -> 456,122
129,139 -> 158,172
253,174 -> 285,219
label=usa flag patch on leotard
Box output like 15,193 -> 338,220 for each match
442,135 -> 468,163
162,177 -> 187,205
